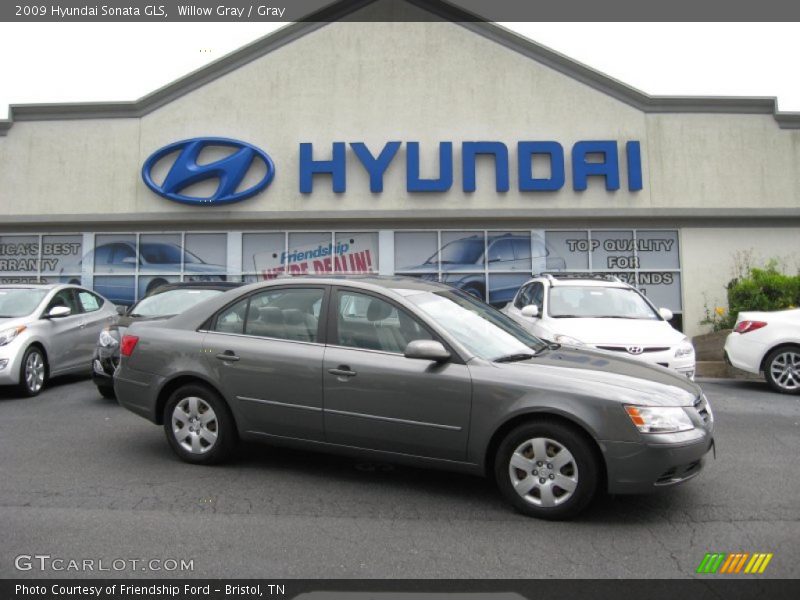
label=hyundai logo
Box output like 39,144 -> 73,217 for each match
626,346 -> 644,355
141,137 -> 275,206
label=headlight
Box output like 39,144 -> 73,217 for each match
624,405 -> 694,434
553,334 -> 584,346
98,329 -> 119,348
675,337 -> 694,358
0,325 -> 26,347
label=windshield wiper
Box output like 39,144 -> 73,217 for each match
494,352 -> 537,363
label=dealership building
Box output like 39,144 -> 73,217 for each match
1,1 -> 799,336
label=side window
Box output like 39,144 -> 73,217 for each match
46,289 -> 80,315
245,288 -> 324,342
531,282 -> 545,308
111,244 -> 136,265
514,284 -> 533,309
213,298 -> 248,335
336,291 -> 432,353
512,238 -> 531,260
78,290 -> 102,313
488,239 -> 515,264
94,245 -> 112,266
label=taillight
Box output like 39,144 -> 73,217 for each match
734,320 -> 767,334
120,335 -> 139,357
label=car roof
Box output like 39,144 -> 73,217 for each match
149,281 -> 244,292
0,283 -> 62,290
546,279 -> 630,288
266,274 -> 451,293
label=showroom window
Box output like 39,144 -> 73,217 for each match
393,229 -> 682,321
0,234 -> 83,285
0,228 -> 682,327
241,231 -> 379,282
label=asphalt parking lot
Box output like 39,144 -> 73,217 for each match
0,376 -> 798,579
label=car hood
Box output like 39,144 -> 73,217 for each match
542,318 -> 685,346
497,345 -> 700,406
0,316 -> 31,330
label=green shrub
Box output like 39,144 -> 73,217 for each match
725,265 -> 800,326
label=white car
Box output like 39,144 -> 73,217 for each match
724,308 -> 800,394
0,284 -> 116,396
502,274 -> 695,378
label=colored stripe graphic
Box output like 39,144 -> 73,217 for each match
697,553 -> 726,573
698,552 -> 773,574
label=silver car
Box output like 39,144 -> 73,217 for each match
0,284 -> 117,396
115,276 -> 714,520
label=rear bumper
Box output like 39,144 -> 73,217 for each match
114,366 -> 163,423
723,333 -> 765,375
603,434 -> 715,494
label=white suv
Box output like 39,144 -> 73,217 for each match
502,274 -> 695,379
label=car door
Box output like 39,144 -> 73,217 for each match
202,286 -> 327,442
323,287 -> 472,462
76,289 -> 114,360
41,288 -> 85,374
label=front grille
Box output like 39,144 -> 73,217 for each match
694,395 -> 712,425
656,460 -> 702,485
596,345 -> 671,354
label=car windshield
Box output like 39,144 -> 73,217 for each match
0,288 -> 48,317
140,244 -> 203,265
409,289 -> 547,361
425,239 -> 484,265
128,288 -> 222,317
548,286 -> 660,319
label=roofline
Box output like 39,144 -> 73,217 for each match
2,0 -> 800,136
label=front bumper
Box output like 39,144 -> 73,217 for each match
591,344 -> 696,379
603,433 -> 715,494
91,347 -> 119,386
0,337 -> 26,386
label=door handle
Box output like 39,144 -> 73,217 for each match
215,351 -> 240,362
328,366 -> 356,378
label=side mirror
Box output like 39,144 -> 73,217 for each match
521,304 -> 539,318
116,305 -> 127,316
658,307 -> 673,321
121,256 -> 138,265
404,340 -> 451,363
47,306 -> 71,319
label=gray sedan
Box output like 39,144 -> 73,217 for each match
0,284 -> 117,396
115,277 -> 714,520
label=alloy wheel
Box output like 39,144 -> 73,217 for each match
769,350 -> 800,391
508,437 -> 579,507
171,396 -> 219,454
24,351 -> 45,394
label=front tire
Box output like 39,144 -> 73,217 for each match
97,384 -> 116,400
163,384 -> 236,464
17,346 -> 47,397
764,346 -> 800,394
494,420 -> 599,520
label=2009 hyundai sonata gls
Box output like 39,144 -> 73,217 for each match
115,277 -> 714,520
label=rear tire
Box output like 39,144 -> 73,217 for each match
494,420 -> 599,520
163,384 -> 236,464
764,345 -> 800,395
17,346 -> 47,397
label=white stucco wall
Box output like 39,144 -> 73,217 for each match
1,20 -> 798,218
681,227 -> 800,336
